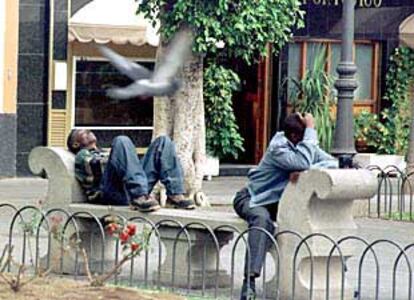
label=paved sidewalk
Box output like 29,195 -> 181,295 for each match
1,176 -> 414,298
0,176 -> 246,207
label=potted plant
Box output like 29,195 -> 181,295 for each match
354,110 -> 381,153
203,63 -> 244,178
285,46 -> 336,152
353,110 -> 406,170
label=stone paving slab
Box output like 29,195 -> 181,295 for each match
0,176 -> 244,207
1,176 -> 414,299
203,176 -> 246,206
0,177 -> 48,202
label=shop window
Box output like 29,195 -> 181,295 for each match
355,44 -> 373,101
306,42 -> 324,71
287,40 -> 378,104
73,58 -> 155,129
329,43 -> 341,78
287,43 -> 301,97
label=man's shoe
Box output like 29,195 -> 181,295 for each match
130,195 -> 160,212
166,194 -> 196,210
240,277 -> 256,300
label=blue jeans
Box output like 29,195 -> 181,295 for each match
100,135 -> 185,205
233,188 -> 278,277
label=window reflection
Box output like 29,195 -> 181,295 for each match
74,60 -> 154,127
287,41 -> 375,102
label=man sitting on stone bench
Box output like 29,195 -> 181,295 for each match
66,129 -> 195,212
233,113 -> 338,300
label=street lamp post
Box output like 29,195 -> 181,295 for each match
331,0 -> 358,168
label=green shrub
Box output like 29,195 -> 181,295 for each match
355,47 -> 414,155
204,64 -> 244,159
354,110 -> 385,152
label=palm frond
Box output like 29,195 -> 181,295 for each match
283,44 -> 336,151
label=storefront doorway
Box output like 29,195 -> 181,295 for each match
230,53 -> 274,164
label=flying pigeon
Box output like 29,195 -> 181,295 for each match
98,29 -> 193,99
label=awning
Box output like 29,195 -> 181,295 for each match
68,0 -> 159,47
400,14 -> 414,49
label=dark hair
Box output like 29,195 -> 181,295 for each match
66,129 -> 81,154
283,113 -> 305,137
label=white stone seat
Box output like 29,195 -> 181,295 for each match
29,146 -> 245,288
28,146 -> 378,298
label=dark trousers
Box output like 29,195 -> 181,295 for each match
100,135 -> 185,205
233,188 -> 278,277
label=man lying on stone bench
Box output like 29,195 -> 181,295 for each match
66,130 -> 195,212
233,113 -> 338,300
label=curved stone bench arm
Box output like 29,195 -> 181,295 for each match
278,169 -> 377,236
28,146 -> 86,207
275,169 -> 377,300
298,169 -> 377,200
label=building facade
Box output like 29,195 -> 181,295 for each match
9,0 -> 157,176
0,0 -> 19,177
2,0 -> 414,176
234,0 -> 414,163
279,0 -> 414,118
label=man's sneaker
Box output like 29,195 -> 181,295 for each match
130,195 -> 160,212
166,194 -> 196,210
85,190 -> 103,204
240,278 -> 256,300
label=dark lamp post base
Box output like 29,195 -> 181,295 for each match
334,153 -> 356,169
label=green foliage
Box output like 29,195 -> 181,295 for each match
353,110 -> 386,151
285,46 -> 336,151
138,0 -> 304,64
138,0 -> 305,159
378,47 -> 414,155
204,64 -> 244,159
389,212 -> 414,222
354,47 -> 414,155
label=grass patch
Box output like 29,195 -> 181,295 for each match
383,212 -> 414,222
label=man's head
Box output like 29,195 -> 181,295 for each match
283,113 -> 306,145
66,129 -> 97,154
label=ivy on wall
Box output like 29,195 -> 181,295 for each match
379,47 -> 414,155
355,47 -> 414,155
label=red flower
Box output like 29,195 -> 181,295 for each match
126,224 -> 136,236
130,242 -> 140,252
106,223 -> 119,235
119,230 -> 130,244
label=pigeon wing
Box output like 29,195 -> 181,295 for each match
98,46 -> 152,81
107,80 -> 182,99
106,82 -> 150,100
151,29 -> 193,83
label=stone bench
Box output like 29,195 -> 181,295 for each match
28,146 -> 245,288
28,146 -> 377,298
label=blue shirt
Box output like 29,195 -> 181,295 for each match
247,128 -> 338,208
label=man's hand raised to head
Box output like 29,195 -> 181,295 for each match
303,113 -> 315,129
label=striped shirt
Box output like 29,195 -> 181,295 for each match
74,148 -> 109,202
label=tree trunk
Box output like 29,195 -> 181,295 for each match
406,84 -> 414,190
152,43 -> 206,200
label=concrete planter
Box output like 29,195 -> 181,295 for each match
203,155 -> 219,180
354,153 -> 406,172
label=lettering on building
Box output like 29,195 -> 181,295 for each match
302,0 -> 382,8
